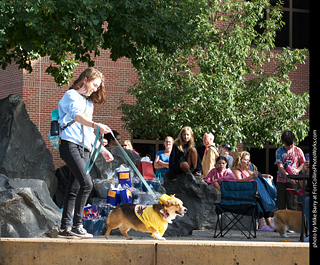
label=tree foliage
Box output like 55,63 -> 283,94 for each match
0,0 -> 206,86
119,0 -> 309,148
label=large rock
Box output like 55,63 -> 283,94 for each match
93,146 -> 142,178
0,174 -> 61,238
0,95 -> 57,196
163,171 -> 221,230
164,214 -> 194,237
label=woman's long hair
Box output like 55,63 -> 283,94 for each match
232,151 -> 250,170
174,126 -> 195,152
70,67 -> 106,104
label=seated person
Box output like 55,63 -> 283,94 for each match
154,136 -> 174,182
169,126 -> 202,179
203,156 -> 236,192
233,151 -> 275,231
201,132 -> 219,179
122,140 -> 139,155
232,151 -> 258,182
104,130 -> 121,147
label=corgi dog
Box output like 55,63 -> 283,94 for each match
105,194 -> 187,240
274,209 -> 306,238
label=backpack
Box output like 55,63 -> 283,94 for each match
48,109 -> 75,150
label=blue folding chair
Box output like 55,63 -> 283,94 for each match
214,181 -> 258,239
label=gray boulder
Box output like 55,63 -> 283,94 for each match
93,146 -> 142,178
0,95 -> 57,196
164,214 -> 194,237
163,171 -> 221,230
0,174 -> 61,238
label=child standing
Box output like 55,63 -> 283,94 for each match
275,131 -> 305,210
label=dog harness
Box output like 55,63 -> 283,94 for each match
135,205 -> 168,237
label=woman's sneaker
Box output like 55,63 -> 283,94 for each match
58,227 -> 79,239
70,224 -> 93,239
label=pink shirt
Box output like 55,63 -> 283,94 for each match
275,145 -> 305,183
204,168 -> 236,186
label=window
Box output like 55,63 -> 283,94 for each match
270,0 -> 310,49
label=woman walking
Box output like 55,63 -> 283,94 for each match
58,68 -> 114,239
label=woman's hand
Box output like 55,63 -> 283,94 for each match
98,123 -> 112,135
251,171 -> 258,179
101,148 -> 114,163
262,174 -> 273,180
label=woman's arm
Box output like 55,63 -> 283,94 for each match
157,160 -> 169,169
233,169 -> 244,182
217,169 -> 236,183
75,114 -> 113,162
233,169 -> 257,182
100,145 -> 114,162
203,169 -> 215,186
154,155 -> 162,169
75,114 -> 111,134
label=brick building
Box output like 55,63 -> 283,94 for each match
0,1 -> 309,174
0,49 -> 138,168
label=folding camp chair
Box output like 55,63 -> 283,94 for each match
214,181 -> 258,239
286,188 -> 303,210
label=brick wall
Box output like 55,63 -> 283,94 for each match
0,48 -> 309,169
0,49 -> 138,168
0,63 -> 23,98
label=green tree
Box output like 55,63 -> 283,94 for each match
0,0 -> 207,86
119,0 -> 309,148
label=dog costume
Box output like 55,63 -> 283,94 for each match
135,205 -> 168,237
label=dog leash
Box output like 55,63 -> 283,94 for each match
111,131 -> 158,200
84,124 -> 104,174
83,127 -> 157,200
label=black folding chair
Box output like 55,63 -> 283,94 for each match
214,181 -> 258,239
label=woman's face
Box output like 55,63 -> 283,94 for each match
164,137 -> 173,150
216,159 -> 227,172
241,155 -> 250,169
182,130 -> 192,143
82,77 -> 101,97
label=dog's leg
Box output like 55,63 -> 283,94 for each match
105,228 -> 110,239
274,216 -> 288,238
279,224 -> 288,238
148,228 -> 166,240
119,225 -> 133,240
153,232 -> 166,240
105,209 -> 122,239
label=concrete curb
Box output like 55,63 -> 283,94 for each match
0,238 -> 309,265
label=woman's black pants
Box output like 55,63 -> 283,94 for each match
59,140 -> 93,229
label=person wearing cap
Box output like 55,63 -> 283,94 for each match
201,132 -> 219,179
220,143 -> 233,169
